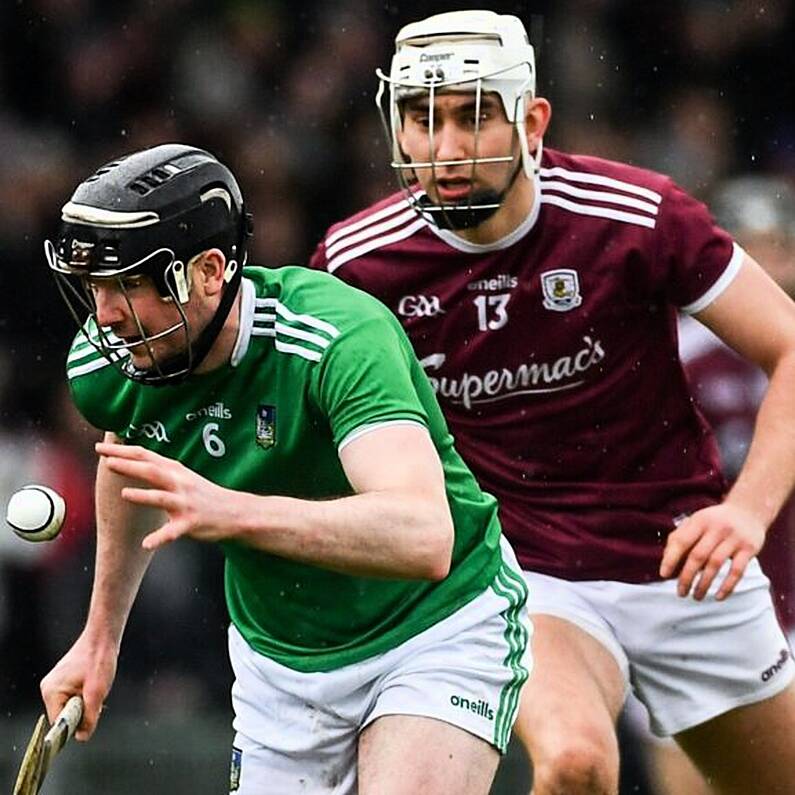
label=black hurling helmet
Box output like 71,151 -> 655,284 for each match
46,144 -> 252,385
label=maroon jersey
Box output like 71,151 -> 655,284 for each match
310,148 -> 744,582
680,317 -> 794,628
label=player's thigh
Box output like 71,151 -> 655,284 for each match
516,614 -> 626,758
646,742 -> 712,795
675,681 -> 795,795
621,693 -> 711,795
358,714 -> 499,795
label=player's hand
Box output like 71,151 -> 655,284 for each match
659,502 -> 765,601
96,442 -> 240,550
40,632 -> 117,742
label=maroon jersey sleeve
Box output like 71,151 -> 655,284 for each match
654,181 -> 741,311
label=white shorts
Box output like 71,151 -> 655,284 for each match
227,541 -> 530,794
523,558 -> 794,737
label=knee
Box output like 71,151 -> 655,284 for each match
531,737 -> 619,795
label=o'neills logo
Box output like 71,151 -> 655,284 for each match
450,695 -> 495,721
186,401 -> 232,421
467,274 -> 518,291
421,335 -> 606,409
761,649 -> 791,682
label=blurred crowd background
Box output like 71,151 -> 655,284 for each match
1,1 -> 794,792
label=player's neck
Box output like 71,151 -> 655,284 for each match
193,291 -> 243,374
451,173 -> 535,245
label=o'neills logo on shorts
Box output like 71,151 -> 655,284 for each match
450,694 -> 495,721
761,648 -> 791,682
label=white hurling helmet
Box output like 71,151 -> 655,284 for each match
376,10 -> 538,230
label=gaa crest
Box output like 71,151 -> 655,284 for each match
256,404 -> 276,449
541,269 -> 583,312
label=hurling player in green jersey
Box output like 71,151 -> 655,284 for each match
39,144 -> 530,795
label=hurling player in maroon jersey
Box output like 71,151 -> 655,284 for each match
310,10 -> 795,795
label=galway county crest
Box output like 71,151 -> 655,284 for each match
256,405 -> 276,449
541,269 -> 583,312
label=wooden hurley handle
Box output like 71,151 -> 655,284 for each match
44,695 -> 83,754
14,696 -> 85,795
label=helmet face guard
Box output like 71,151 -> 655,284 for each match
45,145 -> 252,386
46,240 -> 195,385
376,11 -> 539,230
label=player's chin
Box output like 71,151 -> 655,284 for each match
127,349 -> 157,369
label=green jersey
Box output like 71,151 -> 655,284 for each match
68,266 -> 504,672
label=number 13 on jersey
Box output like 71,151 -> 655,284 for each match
473,293 -> 511,331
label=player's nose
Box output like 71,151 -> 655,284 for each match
92,285 -> 127,327
432,122 -> 469,166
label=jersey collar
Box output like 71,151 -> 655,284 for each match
429,171 -> 541,253
230,277 -> 255,367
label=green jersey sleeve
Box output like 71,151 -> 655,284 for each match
311,314 -> 429,447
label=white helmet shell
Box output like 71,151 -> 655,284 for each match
376,11 -> 540,230
390,11 -> 536,124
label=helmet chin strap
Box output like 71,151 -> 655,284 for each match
418,155 -> 525,231
124,266 -> 242,386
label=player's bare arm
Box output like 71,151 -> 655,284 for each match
661,254 -> 795,599
40,431 -> 163,741
97,423 -> 455,580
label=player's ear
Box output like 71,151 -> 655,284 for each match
525,97 -> 551,154
193,249 -> 226,296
